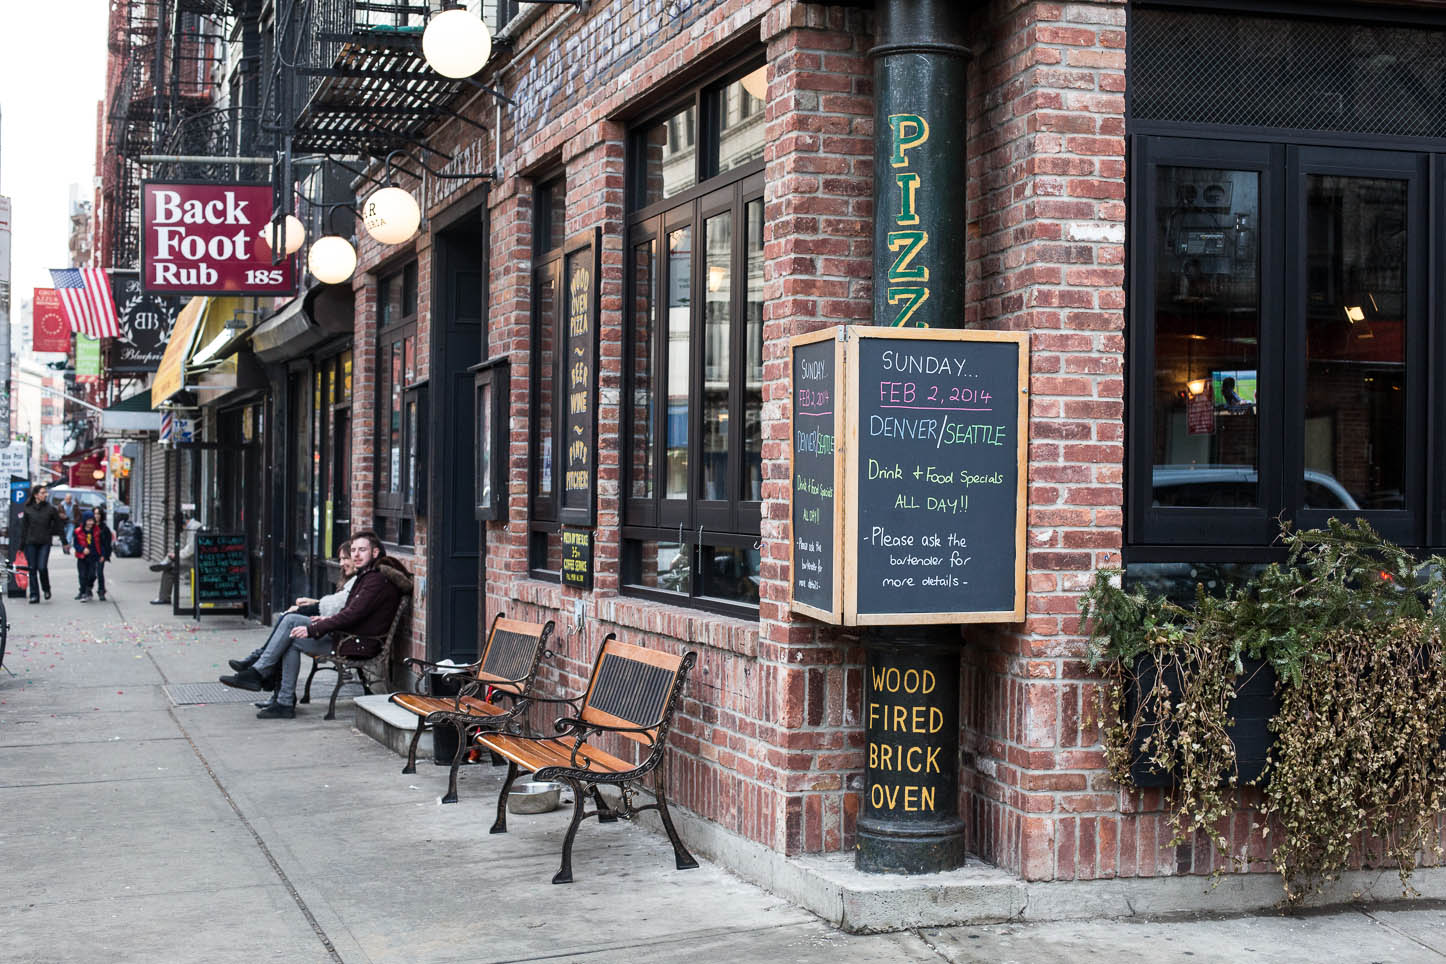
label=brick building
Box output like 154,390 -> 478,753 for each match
232,0 -> 1446,895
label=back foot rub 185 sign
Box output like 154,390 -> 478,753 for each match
789,327 -> 1029,625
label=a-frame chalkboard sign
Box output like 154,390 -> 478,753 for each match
789,326 -> 1030,626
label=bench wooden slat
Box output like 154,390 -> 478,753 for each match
391,693 -> 507,719
579,639 -> 686,745
478,732 -> 634,777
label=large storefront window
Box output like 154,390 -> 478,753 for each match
528,176 -> 567,576
375,262 -> 418,547
622,60 -> 765,614
1129,8 -> 1437,557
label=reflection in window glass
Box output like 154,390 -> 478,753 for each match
536,273 -> 557,498
631,540 -> 690,595
703,211 -> 732,501
389,344 -> 402,495
406,397 -> 419,500
1305,175 -> 1408,511
376,349 -> 391,495
631,239 -> 656,499
745,198 -> 764,501
666,227 -> 692,499
700,544 -> 760,604
640,104 -> 697,205
1150,166 -> 1261,508
477,384 -> 492,509
717,68 -> 766,175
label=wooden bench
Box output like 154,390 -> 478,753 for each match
389,614 -> 555,804
478,637 -> 699,884
301,597 -> 412,721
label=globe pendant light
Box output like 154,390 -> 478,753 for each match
309,235 -> 358,285
422,7 -> 493,79
259,214 -> 306,256
363,186 -> 422,245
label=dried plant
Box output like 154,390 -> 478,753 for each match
1082,519 -> 1446,901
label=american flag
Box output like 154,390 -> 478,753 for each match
48,268 -> 121,339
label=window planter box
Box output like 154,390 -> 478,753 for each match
1125,652 -> 1279,788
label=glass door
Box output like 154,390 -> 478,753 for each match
1288,147 -> 1426,545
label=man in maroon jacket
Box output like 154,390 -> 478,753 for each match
221,531 -> 404,718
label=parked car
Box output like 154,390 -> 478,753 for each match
1151,465 -> 1360,510
46,485 -> 107,520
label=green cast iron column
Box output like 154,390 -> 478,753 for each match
856,0 -> 972,875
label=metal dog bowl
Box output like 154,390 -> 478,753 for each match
507,781 -> 562,814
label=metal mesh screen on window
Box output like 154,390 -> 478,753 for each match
1132,9 -> 1446,138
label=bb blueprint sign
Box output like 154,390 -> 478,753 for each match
141,182 -> 295,296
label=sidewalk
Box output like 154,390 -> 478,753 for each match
4,558 -> 1446,963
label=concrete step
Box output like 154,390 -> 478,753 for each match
352,693 -> 433,761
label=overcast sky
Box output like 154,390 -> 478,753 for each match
1,0 -> 109,313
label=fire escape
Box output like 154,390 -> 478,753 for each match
100,0 -> 245,272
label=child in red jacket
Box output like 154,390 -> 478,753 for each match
74,515 -> 99,601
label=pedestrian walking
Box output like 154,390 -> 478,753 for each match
73,515 -> 100,601
58,493 -> 77,550
18,485 -> 64,603
93,507 -> 115,601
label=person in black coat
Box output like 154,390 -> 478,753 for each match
93,507 -> 115,601
18,485 -> 64,603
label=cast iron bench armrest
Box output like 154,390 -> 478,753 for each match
551,716 -> 660,746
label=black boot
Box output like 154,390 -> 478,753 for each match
219,666 -> 267,691
256,701 -> 296,720
228,656 -> 258,672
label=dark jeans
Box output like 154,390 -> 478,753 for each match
77,555 -> 98,595
23,542 -> 51,600
97,560 -> 107,598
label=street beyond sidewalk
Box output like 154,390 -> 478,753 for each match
4,558 -> 1446,963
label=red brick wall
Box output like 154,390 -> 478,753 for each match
962,0 -> 1131,880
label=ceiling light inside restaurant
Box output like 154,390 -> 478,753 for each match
364,187 -> 421,245
423,7 -> 493,79
1186,378 -> 1207,396
259,214 -> 306,256
309,236 -> 358,285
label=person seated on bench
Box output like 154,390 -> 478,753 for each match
220,531 -> 406,719
224,540 -> 356,699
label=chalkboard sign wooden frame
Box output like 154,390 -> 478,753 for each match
789,326 -> 1030,626
193,530 -> 250,617
559,228 -> 601,529
789,329 -> 846,622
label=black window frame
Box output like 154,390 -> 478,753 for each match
374,260 -> 420,548
1126,5 -> 1446,562
621,56 -> 767,617
527,175 -> 567,578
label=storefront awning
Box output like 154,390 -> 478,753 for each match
151,296 -> 206,407
189,296 -> 253,367
251,283 -> 354,363
194,348 -> 267,397
101,391 -> 161,434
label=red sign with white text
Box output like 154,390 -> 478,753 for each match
141,181 -> 296,295
32,288 -> 71,352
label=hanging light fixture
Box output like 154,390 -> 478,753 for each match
739,66 -> 767,102
309,235 -> 358,285
422,5 -> 493,79
363,186 -> 421,245
259,214 -> 306,256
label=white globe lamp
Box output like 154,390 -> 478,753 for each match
422,7 -> 492,79
309,236 -> 358,285
260,214 -> 306,256
363,186 -> 421,245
